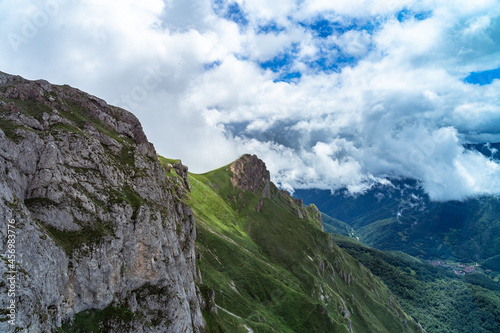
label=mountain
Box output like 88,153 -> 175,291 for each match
186,154 -> 423,332
0,72 -> 423,332
0,72 -> 205,332
295,173 -> 500,332
331,234 -> 500,333
295,178 -> 500,270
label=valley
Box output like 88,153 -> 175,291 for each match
295,179 -> 500,272
295,180 -> 500,333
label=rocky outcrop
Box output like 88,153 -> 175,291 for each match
0,72 -> 205,332
229,154 -> 323,229
230,154 -> 271,198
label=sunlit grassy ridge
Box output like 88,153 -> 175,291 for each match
178,157 -> 422,333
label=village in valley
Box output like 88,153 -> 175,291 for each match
425,259 -> 492,276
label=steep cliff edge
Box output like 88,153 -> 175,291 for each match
0,72 -> 205,332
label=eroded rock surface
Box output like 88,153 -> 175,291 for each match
0,72 -> 205,332
229,154 -> 323,228
230,154 -> 271,199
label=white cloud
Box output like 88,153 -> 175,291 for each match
0,0 -> 499,200
300,0 -> 413,17
236,0 -> 297,24
333,30 -> 371,57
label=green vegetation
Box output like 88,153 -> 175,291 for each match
49,122 -> 85,135
0,84 -> 137,149
0,115 -> 24,143
42,223 -> 114,257
62,96 -> 128,145
332,234 -> 500,333
321,213 -> 352,236
60,306 -> 136,332
117,186 -> 143,210
157,156 -> 181,166
296,183 -> 500,271
12,98 -> 53,121
483,254 -> 500,271
157,156 -> 183,181
185,159 -> 421,333
24,197 -> 59,208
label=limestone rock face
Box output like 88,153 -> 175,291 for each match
229,154 -> 323,229
0,72 -> 205,332
230,154 -> 271,198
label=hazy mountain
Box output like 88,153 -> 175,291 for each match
295,177 -> 500,269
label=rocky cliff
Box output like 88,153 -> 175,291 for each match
229,154 -> 323,228
0,72 -> 205,332
229,154 -> 271,198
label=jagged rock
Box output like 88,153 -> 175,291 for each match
0,72 -> 205,332
230,154 -> 271,198
229,154 -> 324,230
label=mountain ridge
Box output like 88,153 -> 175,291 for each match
188,153 -> 423,332
295,177 -> 500,267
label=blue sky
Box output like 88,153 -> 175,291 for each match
1,0 -> 500,201
465,67 -> 500,85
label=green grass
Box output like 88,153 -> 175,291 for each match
157,156 -> 181,165
60,306 -> 136,332
11,98 -> 53,121
62,97 -> 129,145
0,116 -> 24,143
49,122 -> 85,135
106,185 -> 144,221
43,222 -> 114,257
183,157 -> 422,333
321,213 -> 353,236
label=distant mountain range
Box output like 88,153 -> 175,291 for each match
295,175 -> 500,271
295,156 -> 500,332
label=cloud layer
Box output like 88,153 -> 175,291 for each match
1,0 -> 500,201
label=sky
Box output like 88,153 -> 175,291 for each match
1,0 -> 500,201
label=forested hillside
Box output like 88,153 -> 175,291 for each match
296,178 -> 500,271
332,234 -> 500,333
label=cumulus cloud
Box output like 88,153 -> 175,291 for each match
0,0 -> 499,200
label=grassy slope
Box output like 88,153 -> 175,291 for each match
332,234 -> 500,333
321,213 -> 353,236
183,161 -> 422,333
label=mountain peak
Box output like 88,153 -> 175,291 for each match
229,154 -> 271,198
